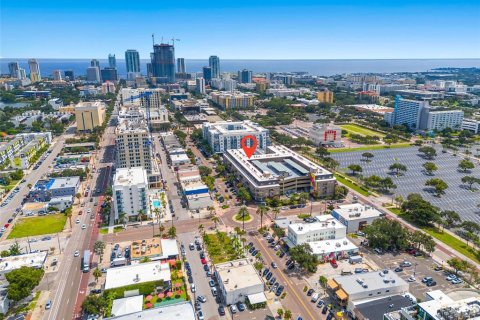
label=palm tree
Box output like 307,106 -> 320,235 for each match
119,212 -> 127,227
137,210 -> 144,223
284,310 -> 292,320
168,226 -> 176,238
238,206 -> 249,232
93,268 -> 102,283
211,216 -> 219,229
256,205 -> 269,230
272,207 -> 280,219
198,224 -> 205,237
159,223 -> 165,238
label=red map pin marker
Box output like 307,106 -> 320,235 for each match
241,135 -> 258,159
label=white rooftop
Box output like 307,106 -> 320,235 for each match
111,295 -> 143,317
104,261 -> 171,290
49,176 -> 80,189
419,290 -> 480,320
160,239 -> 179,259
333,270 -> 408,296
0,252 -> 47,274
114,167 -> 148,186
308,237 -> 358,255
333,203 -> 382,220
215,258 -> 263,293
289,216 -> 346,235
105,301 -> 195,320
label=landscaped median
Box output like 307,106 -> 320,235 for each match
8,214 -> 67,239
333,173 -> 371,196
386,207 -> 480,264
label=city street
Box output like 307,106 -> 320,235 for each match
44,106 -> 117,320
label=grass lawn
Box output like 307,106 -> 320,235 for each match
340,124 -> 386,138
329,143 -> 411,153
334,173 -> 370,196
386,207 -> 480,264
203,232 -> 242,264
8,214 -> 67,239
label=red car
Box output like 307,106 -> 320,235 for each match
4,224 -> 10,228
330,259 -> 338,268
201,258 -> 207,265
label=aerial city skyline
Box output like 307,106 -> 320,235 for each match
0,1 -> 479,320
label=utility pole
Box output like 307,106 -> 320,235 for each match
57,233 -> 62,253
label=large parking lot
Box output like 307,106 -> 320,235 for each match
332,146 -> 480,223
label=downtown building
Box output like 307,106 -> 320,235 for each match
151,43 -> 175,83
202,120 -> 270,154
112,167 -> 150,221
114,117 -> 162,188
28,59 -> 41,82
209,91 -> 255,109
209,55 -> 220,79
125,49 -> 141,79
223,145 -> 336,201
74,101 -> 106,132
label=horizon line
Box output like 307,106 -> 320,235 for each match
2,57 -> 480,61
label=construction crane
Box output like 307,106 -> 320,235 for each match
171,37 -> 180,47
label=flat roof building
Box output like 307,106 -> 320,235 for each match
110,295 -> 143,317
105,301 -> 195,320
224,145 -> 336,201
202,120 -> 269,154
130,238 -> 179,261
113,167 -> 149,221
331,203 -> 383,233
0,252 -> 47,276
75,101 -> 106,132
417,290 -> 480,320
328,270 -> 409,312
308,123 -> 342,146
214,258 -> 265,306
104,261 -> 171,290
462,118 -> 480,134
29,176 -> 80,202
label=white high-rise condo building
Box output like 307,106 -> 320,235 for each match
113,167 -> 150,221
28,59 -> 41,82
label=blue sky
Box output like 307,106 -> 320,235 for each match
1,0 -> 479,59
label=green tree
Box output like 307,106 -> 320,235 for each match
418,146 -> 437,160
93,241 -> 105,257
256,205 -> 269,230
401,193 -> 440,226
289,243 -> 318,273
441,210 -> 461,229
211,216 -> 219,229
364,219 -> 409,251
394,195 -> 404,208
459,159 -> 475,172
425,178 -> 449,197
361,152 -> 374,162
198,165 -> 213,177
284,309 -> 292,320
422,162 -> 438,175
272,207 -> 281,219
5,267 -> 44,301
237,187 -> 252,203
8,242 -> 21,256
461,176 -> 480,190
64,207 -> 73,228
315,146 -> 330,158
168,226 -> 177,238
347,164 -> 362,175
447,258 -> 469,275
81,295 -> 108,315
277,308 -> 284,319
92,267 -> 102,283
1,250 -> 10,257
389,162 -> 407,176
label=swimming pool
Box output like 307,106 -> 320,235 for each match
152,200 -> 161,208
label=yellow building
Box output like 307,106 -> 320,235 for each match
75,101 -> 106,132
316,90 -> 334,104
59,105 -> 75,114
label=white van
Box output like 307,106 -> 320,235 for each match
311,293 -> 320,303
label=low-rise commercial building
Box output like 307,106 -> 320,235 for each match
308,124 -> 342,146
202,120 -> 270,154
130,238 -> 179,262
0,252 -> 48,277
224,145 -> 336,201
328,270 -> 409,312
74,101 -> 106,132
416,290 -> 480,320
214,258 -> 266,306
331,203 -> 383,233
104,261 -> 171,290
113,167 -> 149,221
29,176 -> 80,202
105,301 -> 195,320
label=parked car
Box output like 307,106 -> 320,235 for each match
394,267 -> 403,272
271,262 -> 277,269
307,289 -> 314,296
451,279 -> 463,285
230,305 -> 237,314
218,306 -> 225,316
426,280 -> 437,287
237,302 -> 246,312
45,300 -> 52,310
209,280 -> 215,287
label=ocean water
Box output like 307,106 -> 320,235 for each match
1,58 -> 479,78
